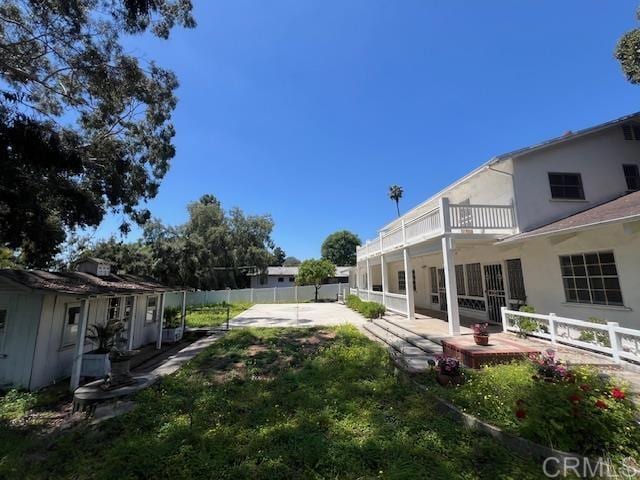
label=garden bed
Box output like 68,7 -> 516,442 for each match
0,326 -> 544,479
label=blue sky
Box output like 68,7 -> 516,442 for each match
95,0 -> 640,259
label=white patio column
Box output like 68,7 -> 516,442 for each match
127,296 -> 138,351
355,264 -> 361,295
70,298 -> 90,391
156,292 -> 166,350
403,248 -> 415,320
366,258 -> 372,300
441,236 -> 461,336
380,253 -> 388,307
180,291 -> 187,330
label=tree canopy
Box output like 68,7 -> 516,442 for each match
0,0 -> 195,267
616,8 -> 640,84
283,256 -> 301,267
296,259 -> 336,302
270,247 -> 286,266
321,230 -> 361,266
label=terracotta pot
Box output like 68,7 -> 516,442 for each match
436,372 -> 463,387
474,334 -> 490,346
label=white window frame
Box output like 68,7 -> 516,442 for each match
106,296 -> 123,322
145,296 -> 159,324
61,302 -> 82,349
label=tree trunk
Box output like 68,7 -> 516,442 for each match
396,201 -> 400,217
315,285 -> 319,302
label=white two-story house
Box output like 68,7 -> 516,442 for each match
352,113 -> 640,334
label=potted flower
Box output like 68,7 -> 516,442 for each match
435,356 -> 463,386
473,322 -> 490,346
82,319 -> 124,378
162,306 -> 184,343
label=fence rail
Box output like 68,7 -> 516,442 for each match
165,283 -> 349,308
348,289 -> 408,316
501,307 -> 640,364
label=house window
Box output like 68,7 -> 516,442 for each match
506,259 -> 526,303
560,251 -> 623,306
455,265 -> 465,295
145,296 -> 158,324
621,124 -> 640,141
412,270 -> 416,291
278,277 -> 284,283
398,271 -> 406,292
548,173 -> 584,200
465,263 -> 483,297
623,164 -> 640,191
430,267 -> 438,294
62,303 -> 81,347
107,297 -> 121,321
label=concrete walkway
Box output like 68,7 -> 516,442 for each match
230,303 -> 367,328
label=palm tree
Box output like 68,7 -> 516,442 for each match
388,185 -> 403,217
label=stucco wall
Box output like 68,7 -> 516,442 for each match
512,126 -> 640,232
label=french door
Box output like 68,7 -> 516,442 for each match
484,264 -> 506,322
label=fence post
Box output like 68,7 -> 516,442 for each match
548,313 -> 557,344
500,306 -> 508,332
273,287 -> 277,303
607,322 -> 621,364
295,285 -> 298,303
226,289 -> 231,304
250,288 -> 254,303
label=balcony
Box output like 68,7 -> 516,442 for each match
356,198 -> 517,261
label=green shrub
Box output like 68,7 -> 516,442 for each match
514,305 -> 548,337
346,295 -> 385,319
163,306 -> 182,328
428,361 -> 640,459
578,317 -> 611,347
0,389 -> 36,421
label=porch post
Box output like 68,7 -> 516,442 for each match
403,248 -> 415,320
156,292 -> 166,350
441,236 -> 460,336
70,298 -> 89,391
127,296 -> 137,351
180,291 -> 187,330
381,254 -> 387,307
366,258 -> 372,300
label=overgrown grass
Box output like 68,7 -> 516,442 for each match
185,302 -> 253,328
419,361 -> 640,460
0,326 -> 544,479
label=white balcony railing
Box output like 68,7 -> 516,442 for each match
356,198 -> 517,261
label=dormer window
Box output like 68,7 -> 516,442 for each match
548,173 -> 585,200
621,124 -> 640,141
623,164 -> 640,191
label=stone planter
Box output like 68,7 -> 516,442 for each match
474,334 -> 490,346
81,352 -> 111,378
162,326 -> 184,343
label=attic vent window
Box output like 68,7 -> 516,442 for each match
623,164 -> 640,191
548,172 -> 585,200
621,124 -> 640,141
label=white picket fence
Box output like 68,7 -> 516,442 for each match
165,283 -> 349,308
501,307 -> 640,365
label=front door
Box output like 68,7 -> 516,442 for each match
484,264 -> 506,322
437,268 -> 447,311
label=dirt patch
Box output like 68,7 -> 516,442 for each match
246,345 -> 270,356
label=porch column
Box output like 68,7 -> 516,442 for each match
180,291 -> 187,330
156,292 -> 166,350
441,236 -> 461,336
70,298 -> 90,391
366,258 -> 372,300
355,264 -> 361,293
380,253 -> 387,306
127,296 -> 138,351
403,248 -> 415,320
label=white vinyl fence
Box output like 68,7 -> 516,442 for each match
501,307 -> 640,365
166,283 -> 349,308
349,288 -> 408,316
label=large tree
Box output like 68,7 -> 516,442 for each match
296,259 -> 336,302
270,246 -> 286,266
616,8 -> 640,84
0,0 -> 195,267
321,230 -> 361,266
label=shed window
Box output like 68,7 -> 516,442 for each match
145,296 -> 158,324
107,297 -> 121,321
278,277 -> 284,283
560,251 -> 623,306
623,164 -> 640,191
0,308 -> 7,351
289,277 -> 295,282
548,173 -> 584,200
62,303 -> 81,347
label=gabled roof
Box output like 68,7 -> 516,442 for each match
500,191 -> 640,243
0,269 -> 182,296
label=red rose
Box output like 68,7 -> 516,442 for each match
516,409 -> 526,420
595,400 -> 607,409
611,388 -> 625,400
568,394 -> 581,404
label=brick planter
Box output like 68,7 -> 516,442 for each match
442,335 -> 541,369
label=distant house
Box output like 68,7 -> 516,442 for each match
0,258 -> 185,391
249,266 -> 351,289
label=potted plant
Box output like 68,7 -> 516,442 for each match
82,319 -> 124,378
162,306 -> 184,343
473,322 -> 490,346
435,356 -> 463,386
